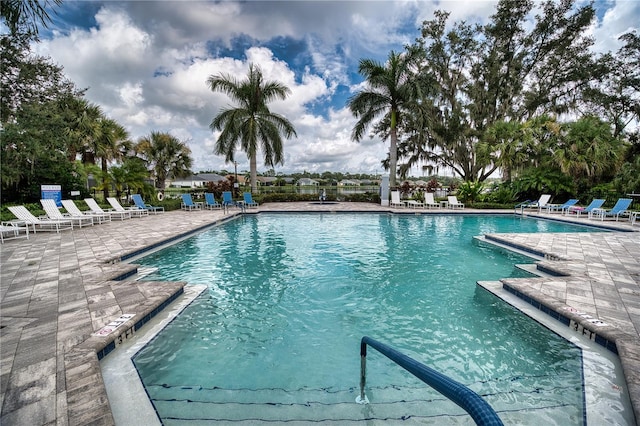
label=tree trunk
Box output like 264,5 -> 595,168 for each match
101,158 -> 109,199
250,154 -> 258,193
389,110 -> 398,187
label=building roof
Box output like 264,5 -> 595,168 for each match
197,173 -> 227,183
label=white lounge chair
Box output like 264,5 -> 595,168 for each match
61,199 -> 110,224
424,193 -> 440,209
405,198 -> 423,209
107,197 -> 148,218
448,196 -> 465,209
390,191 -> 405,208
7,205 -> 73,233
85,198 -> 131,220
0,221 -> 29,243
41,199 -> 94,227
516,194 -> 551,213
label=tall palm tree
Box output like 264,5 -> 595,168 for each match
78,117 -> 128,199
95,118 -> 129,196
347,50 -> 416,187
135,131 -> 192,190
207,63 -> 297,193
65,99 -> 101,163
66,101 -> 130,198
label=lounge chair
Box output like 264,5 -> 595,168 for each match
590,198 -> 633,221
181,194 -> 202,211
85,198 -> 131,220
41,199 -> 94,227
515,194 -> 551,213
546,199 -> 579,214
222,191 -> 236,208
8,205 -> 73,233
0,221 -> 29,243
570,199 -> 605,217
107,197 -> 148,218
203,193 -> 222,209
132,194 -> 164,214
424,193 -> 440,209
448,196 -> 465,209
243,192 -> 259,208
404,194 -> 424,209
390,191 -> 405,208
405,199 -> 423,208
61,199 -> 110,224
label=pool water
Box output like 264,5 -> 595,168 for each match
133,214 -> 596,424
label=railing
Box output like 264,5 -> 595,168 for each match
358,336 -> 504,426
514,200 -> 532,214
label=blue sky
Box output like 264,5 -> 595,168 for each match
33,1 -> 640,176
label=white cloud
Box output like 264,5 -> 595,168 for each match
591,0 -> 640,53
33,1 -> 639,176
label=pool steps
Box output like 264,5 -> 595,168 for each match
145,374 -> 580,424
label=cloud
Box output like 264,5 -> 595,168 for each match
33,1 -> 639,176
591,0 -> 640,53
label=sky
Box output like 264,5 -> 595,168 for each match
31,0 -> 640,177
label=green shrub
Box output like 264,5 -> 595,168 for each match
1,203 -> 45,222
482,184 -> 517,205
456,181 -> 484,203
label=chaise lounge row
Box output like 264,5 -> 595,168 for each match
517,194 -> 636,224
180,192 -> 258,211
4,195 -> 165,240
391,191 -> 465,209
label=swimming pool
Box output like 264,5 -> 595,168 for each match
131,214 -> 611,424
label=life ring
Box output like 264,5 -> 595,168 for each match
157,191 -> 164,201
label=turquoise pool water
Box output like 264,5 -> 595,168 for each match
133,214 -> 597,424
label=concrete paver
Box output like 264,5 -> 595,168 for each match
0,202 -> 638,425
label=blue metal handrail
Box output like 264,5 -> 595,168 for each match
359,336 -> 503,426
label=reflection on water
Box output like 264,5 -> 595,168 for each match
132,214 -> 600,424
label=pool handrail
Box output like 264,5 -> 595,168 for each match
359,336 -> 504,426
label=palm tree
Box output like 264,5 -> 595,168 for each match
108,157 -> 148,199
93,118 -> 129,198
553,116 -> 623,184
347,50 -> 416,187
66,101 -> 130,198
135,131 -> 192,190
485,120 -> 528,183
207,63 -> 297,193
1,0 -> 62,36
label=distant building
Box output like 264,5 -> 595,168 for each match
297,178 -> 319,186
338,179 -> 360,186
171,173 -> 227,188
256,176 -> 276,186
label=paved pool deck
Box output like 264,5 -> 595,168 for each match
0,202 -> 638,425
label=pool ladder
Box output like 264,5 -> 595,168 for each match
358,336 -> 504,426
